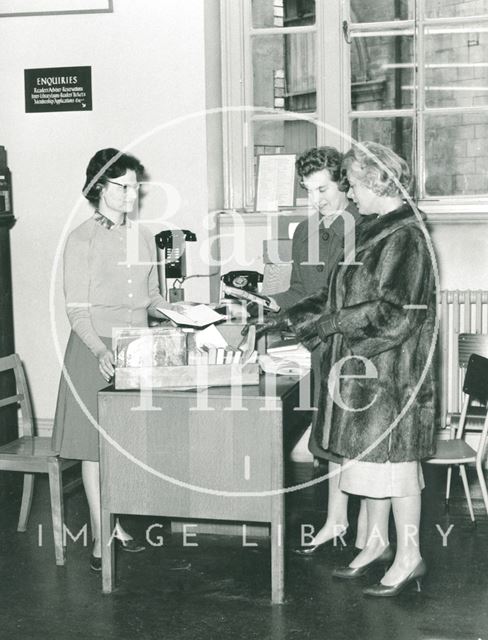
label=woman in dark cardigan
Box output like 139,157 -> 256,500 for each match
274,142 -> 437,596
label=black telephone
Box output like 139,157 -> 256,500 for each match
221,270 -> 263,293
155,229 -> 197,278
0,146 -> 12,217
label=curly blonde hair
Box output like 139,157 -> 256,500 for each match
342,141 -> 411,197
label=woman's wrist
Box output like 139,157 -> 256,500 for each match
95,345 -> 109,359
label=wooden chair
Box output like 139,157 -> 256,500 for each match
0,354 -> 78,564
426,338 -> 488,522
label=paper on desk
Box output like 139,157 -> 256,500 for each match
258,354 -> 308,376
157,304 -> 225,328
266,343 -> 311,369
194,324 -> 228,349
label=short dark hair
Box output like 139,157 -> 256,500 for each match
83,148 -> 145,204
296,146 -> 349,192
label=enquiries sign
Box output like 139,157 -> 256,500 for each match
24,66 -> 92,113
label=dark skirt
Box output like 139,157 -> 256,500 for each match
51,332 -> 112,462
308,347 -> 342,465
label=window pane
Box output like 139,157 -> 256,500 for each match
351,117 -> 414,175
253,33 -> 316,111
425,31 -> 488,108
425,113 -> 488,196
253,119 -> 317,197
351,36 -> 414,111
425,0 -> 488,19
349,0 -> 413,23
252,0 -> 315,28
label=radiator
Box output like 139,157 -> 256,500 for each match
439,290 -> 488,424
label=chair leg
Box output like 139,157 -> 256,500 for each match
475,461 -> 488,516
17,473 -> 35,532
445,466 -> 452,509
48,459 -> 66,566
459,465 -> 475,522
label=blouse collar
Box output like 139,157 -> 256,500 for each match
94,210 -> 127,230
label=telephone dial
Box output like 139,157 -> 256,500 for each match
221,270 -> 263,293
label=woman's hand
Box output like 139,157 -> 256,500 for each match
241,312 -> 292,339
98,349 -> 115,382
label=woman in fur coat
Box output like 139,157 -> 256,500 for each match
271,142 -> 437,597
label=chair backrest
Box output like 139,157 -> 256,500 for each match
459,334 -> 488,369
454,347 -> 488,465
0,354 -> 34,438
476,409 -> 488,468
462,353 -> 488,403
450,334 -> 488,439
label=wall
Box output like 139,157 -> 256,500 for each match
0,0 -> 219,426
0,0 -> 486,432
430,219 -> 488,290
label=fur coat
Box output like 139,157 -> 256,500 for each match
283,204 -> 437,463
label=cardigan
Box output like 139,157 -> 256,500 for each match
63,214 -> 168,357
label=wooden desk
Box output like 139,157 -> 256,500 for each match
98,374 -> 310,603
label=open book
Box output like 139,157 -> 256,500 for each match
157,304 -> 226,328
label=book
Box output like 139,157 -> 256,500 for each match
156,304 -> 226,328
202,346 -> 217,364
222,284 -> 281,312
114,327 -> 187,368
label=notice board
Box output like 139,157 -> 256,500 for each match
24,66 -> 92,113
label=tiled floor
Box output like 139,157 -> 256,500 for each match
1,464 -> 487,640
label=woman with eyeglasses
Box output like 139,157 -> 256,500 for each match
52,148 -> 174,571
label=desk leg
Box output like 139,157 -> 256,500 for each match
271,500 -> 285,604
101,510 -> 115,593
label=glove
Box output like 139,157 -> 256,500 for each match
316,313 -> 340,341
245,312 -> 292,339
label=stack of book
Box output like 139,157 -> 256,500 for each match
114,323 -> 259,390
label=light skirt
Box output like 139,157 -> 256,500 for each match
339,458 -> 425,498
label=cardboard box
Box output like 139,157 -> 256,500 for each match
114,323 -> 259,390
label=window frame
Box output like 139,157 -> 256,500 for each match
220,0 -> 488,215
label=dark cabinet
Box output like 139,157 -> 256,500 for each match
0,146 -> 17,497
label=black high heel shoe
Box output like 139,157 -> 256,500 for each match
362,559 -> 426,597
293,527 -> 351,556
90,554 -> 102,572
332,545 -> 394,579
117,537 -> 146,553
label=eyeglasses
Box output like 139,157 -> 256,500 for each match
106,179 -> 141,193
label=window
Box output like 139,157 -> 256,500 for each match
221,0 -> 488,213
